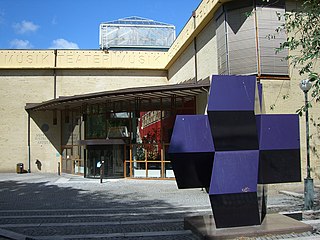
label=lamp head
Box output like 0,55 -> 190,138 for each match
299,79 -> 312,92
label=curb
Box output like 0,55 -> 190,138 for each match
279,190 -> 304,199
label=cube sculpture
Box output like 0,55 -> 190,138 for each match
168,75 -> 301,228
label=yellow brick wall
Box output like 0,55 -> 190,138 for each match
0,70 -> 55,172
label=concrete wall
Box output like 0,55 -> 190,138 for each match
29,111 -> 61,173
0,70 -> 55,172
168,18 -> 218,85
56,69 -> 168,96
168,43 -> 196,84
196,19 -> 218,81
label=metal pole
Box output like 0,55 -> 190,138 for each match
58,162 -> 60,176
100,161 -> 104,184
53,49 -> 57,99
305,91 -> 311,179
27,112 -> 31,173
304,90 -> 314,210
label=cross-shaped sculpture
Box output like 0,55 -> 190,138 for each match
169,75 -> 301,228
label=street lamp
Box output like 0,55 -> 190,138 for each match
299,79 -> 314,210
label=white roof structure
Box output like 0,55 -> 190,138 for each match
99,16 -> 176,50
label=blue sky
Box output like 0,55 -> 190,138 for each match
0,0 -> 201,49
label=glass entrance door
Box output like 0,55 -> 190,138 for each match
62,147 -> 73,174
86,145 -> 124,178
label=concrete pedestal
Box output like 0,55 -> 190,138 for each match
184,214 -> 313,239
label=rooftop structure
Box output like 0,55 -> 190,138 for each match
99,16 -> 176,50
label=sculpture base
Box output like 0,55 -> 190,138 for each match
184,214 -> 313,240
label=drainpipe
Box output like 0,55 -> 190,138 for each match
253,0 -> 261,78
54,49 -> 57,99
192,11 -> 198,84
27,111 -> 31,173
223,6 -> 230,75
194,39 -> 198,84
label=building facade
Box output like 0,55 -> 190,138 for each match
0,0 -> 319,181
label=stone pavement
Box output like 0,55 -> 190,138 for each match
0,173 -> 319,240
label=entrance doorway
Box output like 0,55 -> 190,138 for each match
86,145 -> 124,178
61,147 -> 73,174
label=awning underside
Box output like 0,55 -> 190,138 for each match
25,80 -> 210,111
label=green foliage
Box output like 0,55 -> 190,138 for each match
135,146 -> 145,160
276,0 -> 320,113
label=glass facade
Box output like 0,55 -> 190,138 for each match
60,96 -> 196,179
61,109 -> 85,175
86,145 -> 124,178
99,16 -> 176,50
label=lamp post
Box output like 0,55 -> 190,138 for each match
299,79 -> 314,210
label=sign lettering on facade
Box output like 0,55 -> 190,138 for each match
57,51 -> 167,69
141,111 -> 162,129
35,133 -> 50,145
0,50 -> 167,69
0,51 -> 53,67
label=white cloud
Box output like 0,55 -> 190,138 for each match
13,20 -> 39,34
9,39 -> 33,49
50,38 -> 79,49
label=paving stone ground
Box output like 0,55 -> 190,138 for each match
0,173 -> 319,240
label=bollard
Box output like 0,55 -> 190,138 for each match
58,162 -> 60,176
16,163 -> 24,174
304,178 -> 314,210
100,161 -> 104,183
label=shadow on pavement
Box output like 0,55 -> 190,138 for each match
0,178 -> 204,239
0,180 -> 177,210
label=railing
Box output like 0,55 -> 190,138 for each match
124,144 -> 174,179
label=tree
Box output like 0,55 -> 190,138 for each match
274,0 -> 320,165
276,0 -> 320,115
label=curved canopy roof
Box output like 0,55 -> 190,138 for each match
103,16 -> 175,28
26,80 -> 210,112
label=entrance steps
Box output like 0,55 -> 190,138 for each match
0,206 -> 211,239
